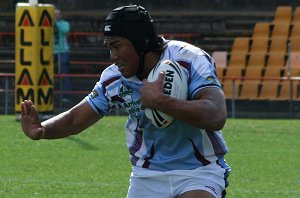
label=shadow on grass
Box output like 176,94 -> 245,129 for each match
66,136 -> 99,150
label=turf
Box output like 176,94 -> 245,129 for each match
224,119 -> 300,198
0,116 -> 299,197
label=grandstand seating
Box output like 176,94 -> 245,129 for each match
246,53 -> 266,68
216,67 -> 225,80
258,80 -> 280,100
2,3 -> 300,116
227,52 -> 248,68
263,67 -> 283,78
290,38 -> 300,53
244,66 -> 263,79
249,37 -> 269,54
290,23 -> 300,38
270,23 -> 290,39
292,6 -> 300,25
265,51 -> 286,68
277,80 -> 299,100
224,66 -> 243,79
252,22 -> 270,38
238,80 -> 261,100
283,67 -> 300,77
220,4 -> 300,102
286,53 -> 300,68
269,38 -> 288,53
231,37 -> 250,53
222,79 -> 241,99
272,6 -> 292,24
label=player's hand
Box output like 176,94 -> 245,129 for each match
140,71 -> 165,109
21,100 -> 45,140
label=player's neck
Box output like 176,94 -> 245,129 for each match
137,52 -> 161,80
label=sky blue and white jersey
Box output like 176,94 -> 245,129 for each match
85,40 -> 229,171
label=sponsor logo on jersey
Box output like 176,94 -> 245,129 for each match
119,85 -> 141,117
104,25 -> 111,32
124,100 -> 141,117
119,85 -> 134,98
90,90 -> 99,99
206,76 -> 217,85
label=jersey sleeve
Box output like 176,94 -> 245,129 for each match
189,52 -> 222,98
85,66 -> 121,116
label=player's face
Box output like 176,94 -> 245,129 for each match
104,36 -> 139,78
54,9 -> 61,20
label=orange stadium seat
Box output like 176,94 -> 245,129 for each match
247,53 -> 266,68
283,67 -> 300,77
290,23 -> 300,39
227,52 -> 247,68
269,38 -> 288,53
265,52 -> 286,68
290,38 -> 300,53
270,23 -> 290,39
231,37 -> 250,54
263,67 -> 284,78
273,6 -> 292,24
224,66 -> 243,79
216,67 -> 225,80
277,80 -> 298,100
249,37 -> 269,54
244,66 -> 264,79
252,22 -> 270,39
238,80 -> 261,100
222,79 -> 240,99
292,6 -> 300,25
258,80 -> 280,100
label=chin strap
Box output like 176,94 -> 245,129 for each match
136,52 -> 146,76
135,38 -> 154,76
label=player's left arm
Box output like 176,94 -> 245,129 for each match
158,87 -> 226,131
140,72 -> 227,131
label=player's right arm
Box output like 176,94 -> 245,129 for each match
21,99 -> 101,140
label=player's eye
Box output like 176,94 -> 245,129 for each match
112,43 -> 121,50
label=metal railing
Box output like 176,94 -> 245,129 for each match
1,72 -> 300,118
0,72 -> 99,114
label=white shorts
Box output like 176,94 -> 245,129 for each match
127,162 -> 228,198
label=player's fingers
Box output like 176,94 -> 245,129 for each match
21,102 -> 27,116
30,105 -> 40,121
29,104 -> 34,117
21,100 -> 30,115
157,71 -> 165,83
27,100 -> 33,106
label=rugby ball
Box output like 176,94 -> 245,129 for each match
144,59 -> 188,128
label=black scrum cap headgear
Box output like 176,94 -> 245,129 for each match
104,5 -> 160,74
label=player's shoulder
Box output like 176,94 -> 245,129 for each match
166,40 -> 205,56
100,64 -> 122,85
164,40 -> 213,69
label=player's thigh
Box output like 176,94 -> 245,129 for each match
177,190 -> 215,198
127,176 -> 172,198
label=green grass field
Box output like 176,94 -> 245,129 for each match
0,116 -> 299,198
